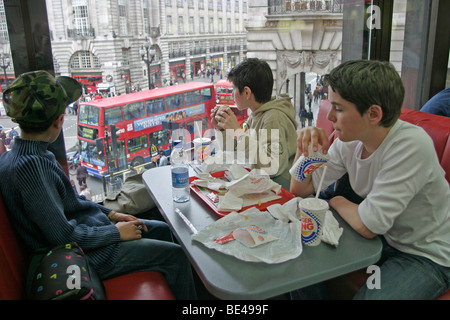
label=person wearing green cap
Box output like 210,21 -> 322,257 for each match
0,70 -> 197,299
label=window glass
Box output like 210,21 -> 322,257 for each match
78,125 -> 98,140
146,97 -> 166,114
389,0 -> 434,108
216,86 -> 227,94
149,130 -> 170,147
123,101 -> 145,120
184,89 -> 201,105
79,139 -> 105,167
166,93 -> 184,110
201,87 -> 212,101
104,106 -> 124,125
127,135 -> 148,153
78,104 -> 100,126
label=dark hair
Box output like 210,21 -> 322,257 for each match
227,58 -> 273,103
17,121 -> 53,134
323,60 -> 405,127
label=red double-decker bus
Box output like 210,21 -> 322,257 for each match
214,79 -> 249,126
76,82 -> 215,177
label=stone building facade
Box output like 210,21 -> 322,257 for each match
44,0 -> 248,94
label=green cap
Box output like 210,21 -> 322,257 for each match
3,70 -> 82,128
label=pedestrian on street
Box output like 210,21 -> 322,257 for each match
76,163 -> 88,186
80,184 -> 92,200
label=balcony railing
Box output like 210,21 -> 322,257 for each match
67,27 -> 95,39
269,0 -> 343,14
169,50 -> 186,59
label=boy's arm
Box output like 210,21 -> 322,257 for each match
329,196 -> 377,239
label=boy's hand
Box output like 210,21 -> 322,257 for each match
116,220 -> 147,241
296,126 -> 330,156
214,107 -> 240,130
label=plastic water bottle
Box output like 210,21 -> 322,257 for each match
171,140 -> 190,202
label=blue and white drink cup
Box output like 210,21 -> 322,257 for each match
299,198 -> 329,246
289,144 -> 330,182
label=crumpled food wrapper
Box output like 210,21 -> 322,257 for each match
192,207 -> 302,264
191,172 -> 228,191
194,167 -> 282,212
267,198 -> 343,247
224,164 -> 250,181
227,169 -> 281,196
322,211 -> 344,247
214,225 -> 278,248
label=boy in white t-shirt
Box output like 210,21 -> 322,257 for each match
290,60 -> 450,299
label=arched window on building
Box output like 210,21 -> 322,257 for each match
70,51 -> 102,94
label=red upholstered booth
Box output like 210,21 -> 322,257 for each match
0,186 -> 174,300
316,100 -> 450,300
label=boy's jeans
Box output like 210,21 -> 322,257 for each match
354,237 -> 450,300
101,219 -> 197,300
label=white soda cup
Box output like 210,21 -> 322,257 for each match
299,198 -> 329,246
193,137 -> 211,163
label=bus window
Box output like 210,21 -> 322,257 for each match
187,118 -> 209,135
123,101 -> 145,120
166,93 -> 184,110
216,86 -> 227,94
78,104 -> 100,126
127,135 -> 148,153
201,88 -> 213,101
146,97 -> 165,115
186,121 -> 195,134
104,106 -> 124,125
202,117 -> 208,132
228,87 -> 233,94
184,90 -> 201,105
149,130 -> 169,148
80,139 -> 105,167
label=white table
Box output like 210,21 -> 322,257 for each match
143,166 -> 382,299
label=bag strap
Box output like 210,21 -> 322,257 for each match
25,247 -> 50,299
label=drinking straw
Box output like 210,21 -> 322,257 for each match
328,129 -> 336,141
195,120 -> 202,138
315,166 -> 328,199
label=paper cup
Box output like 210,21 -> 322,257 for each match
193,137 -> 211,163
289,145 -> 330,182
299,198 -> 328,246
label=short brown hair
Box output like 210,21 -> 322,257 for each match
324,60 -> 405,127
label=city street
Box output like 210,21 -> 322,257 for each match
1,73 -> 322,202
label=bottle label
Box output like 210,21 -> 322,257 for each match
172,167 -> 189,188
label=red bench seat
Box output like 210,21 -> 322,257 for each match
0,190 -> 174,300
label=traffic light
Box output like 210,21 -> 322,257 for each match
110,124 -> 120,157
95,138 -> 104,156
110,124 -> 120,141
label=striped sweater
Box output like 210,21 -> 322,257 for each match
0,137 -> 120,274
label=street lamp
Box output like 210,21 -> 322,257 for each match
140,38 -> 156,89
0,53 -> 10,90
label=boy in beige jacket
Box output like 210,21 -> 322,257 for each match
211,58 -> 298,183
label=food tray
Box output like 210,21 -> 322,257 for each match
189,170 -> 295,217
